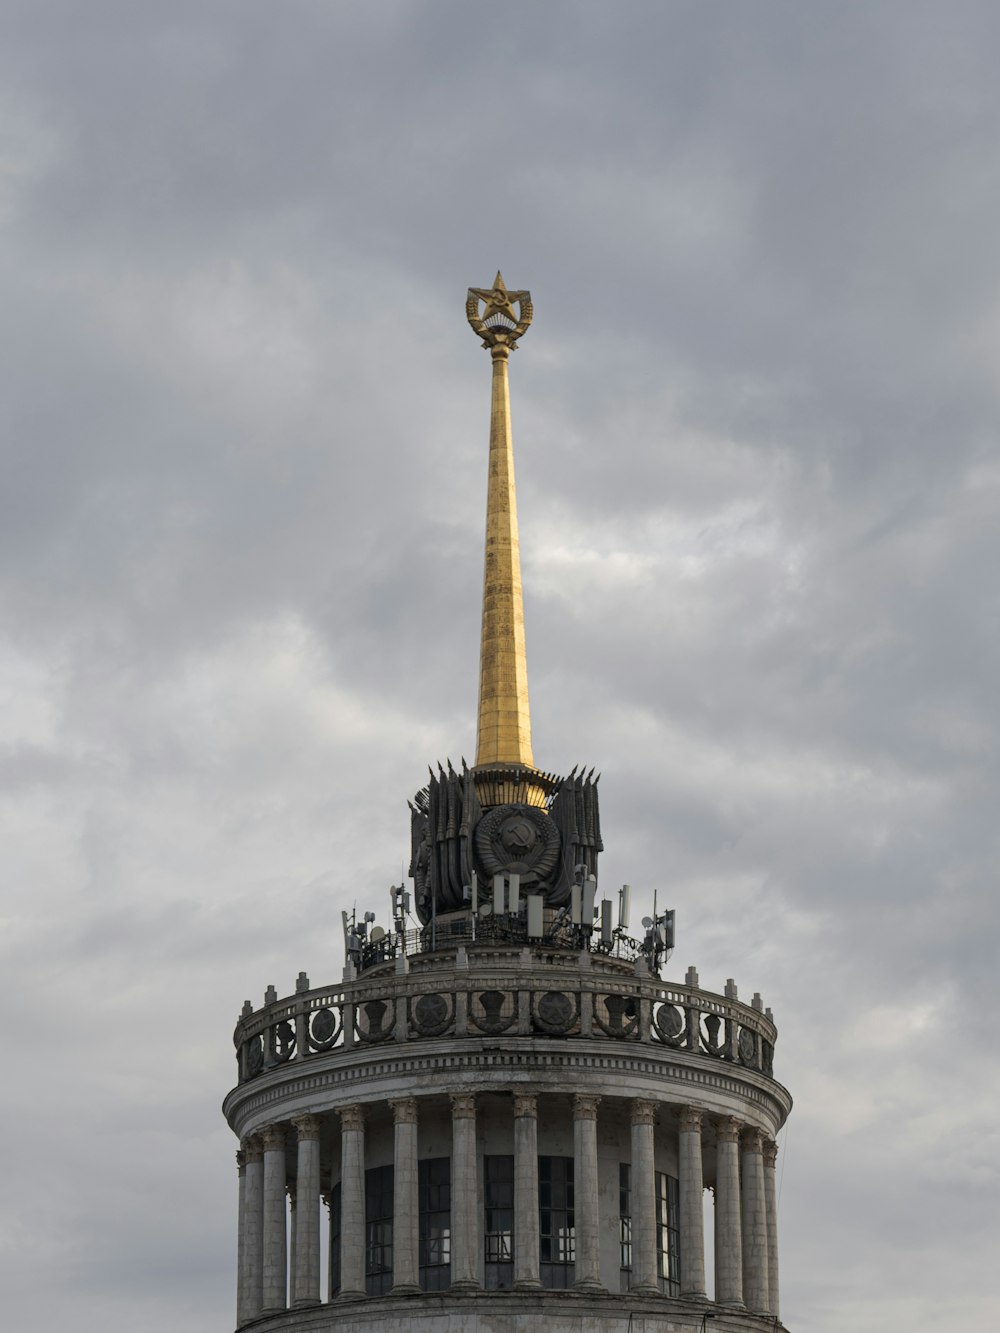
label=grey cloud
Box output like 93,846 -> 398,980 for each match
1,2 -> 999,1330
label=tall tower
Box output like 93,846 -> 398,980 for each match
222,277 -> 792,1332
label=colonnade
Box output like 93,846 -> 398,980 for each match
235,1097 -> 781,1325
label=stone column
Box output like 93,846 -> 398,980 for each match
513,1093 -> 542,1289
261,1125 -> 288,1312
763,1139 -> 780,1319
390,1098 -> 420,1293
741,1128 -> 769,1313
242,1136 -> 264,1319
714,1116 -> 744,1307
338,1105 -> 367,1299
235,1150 -> 248,1326
629,1099 -> 658,1295
450,1093 -> 481,1290
677,1106 -> 707,1299
292,1114 -> 321,1306
572,1094 -> 602,1291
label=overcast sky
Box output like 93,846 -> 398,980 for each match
2,3 -> 998,1330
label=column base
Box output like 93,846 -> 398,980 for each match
513,1278 -> 543,1291
291,1297 -> 322,1308
336,1289 -> 368,1302
629,1283 -> 659,1297
573,1278 -> 606,1294
681,1289 -> 708,1301
390,1283 -> 421,1295
448,1280 -> 482,1293
719,1299 -> 747,1310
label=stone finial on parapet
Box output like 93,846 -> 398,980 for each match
296,971 -> 310,993
752,992 -> 763,1012
264,984 -> 277,1005
685,966 -> 700,988
724,978 -> 738,1000
241,999 -> 253,1018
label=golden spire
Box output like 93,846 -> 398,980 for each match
466,273 -> 547,807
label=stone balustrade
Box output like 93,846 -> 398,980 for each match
232,949 -> 779,1088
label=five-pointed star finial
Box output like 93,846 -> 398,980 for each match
469,271 -> 528,323
466,272 -> 533,349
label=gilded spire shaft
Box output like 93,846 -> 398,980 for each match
476,342 -> 534,767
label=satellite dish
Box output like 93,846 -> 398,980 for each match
641,916 -> 653,929
370,926 -> 386,943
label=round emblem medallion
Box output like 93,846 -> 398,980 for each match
654,1003 -> 685,1042
535,990 -> 576,1033
738,1027 -> 757,1064
412,992 -> 450,1036
474,803 -> 560,888
311,1007 -> 337,1043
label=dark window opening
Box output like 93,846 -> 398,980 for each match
619,1162 -> 632,1291
484,1154 -> 514,1289
365,1163 -> 394,1296
539,1155 -> 575,1288
656,1171 -> 680,1296
419,1157 -> 451,1291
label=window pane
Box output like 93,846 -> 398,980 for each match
539,1156 -> 575,1290
419,1157 -> 451,1291
484,1156 -> 515,1289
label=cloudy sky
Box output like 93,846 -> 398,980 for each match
2,2 -> 998,1329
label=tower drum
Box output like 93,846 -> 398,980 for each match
221,277 -> 793,1330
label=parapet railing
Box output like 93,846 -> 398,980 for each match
232,956 -> 778,1088
355,915 -> 643,972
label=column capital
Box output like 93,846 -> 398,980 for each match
292,1113 -> 322,1141
261,1124 -> 286,1152
450,1092 -> 477,1119
741,1126 -> 766,1154
677,1105 -> 704,1133
716,1115 -> 742,1144
338,1103 -> 365,1133
573,1093 -> 601,1121
763,1139 -> 779,1168
389,1096 -> 419,1125
630,1097 -> 657,1127
242,1134 -> 264,1163
513,1092 -> 538,1119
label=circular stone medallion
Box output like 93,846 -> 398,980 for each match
536,990 -> 575,1033
738,1026 -> 757,1064
311,1007 -> 337,1043
654,1003 -> 685,1042
412,992 -> 450,1036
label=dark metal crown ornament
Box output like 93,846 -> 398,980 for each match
408,761 -> 602,923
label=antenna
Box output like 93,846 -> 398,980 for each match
619,883 -> 631,930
